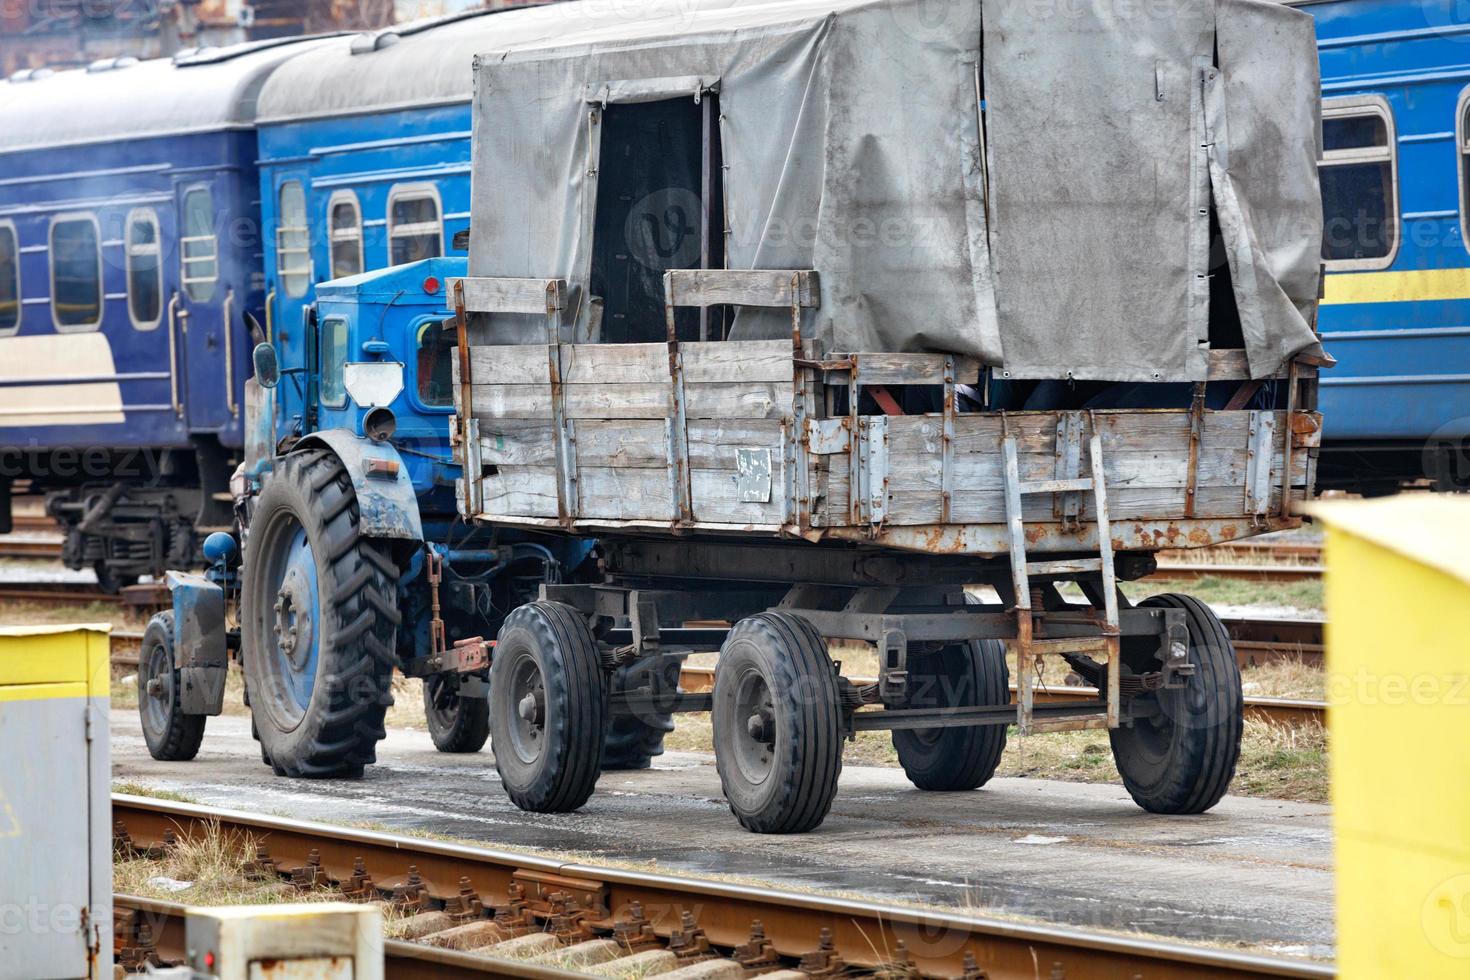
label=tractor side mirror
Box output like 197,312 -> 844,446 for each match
253,343 -> 280,389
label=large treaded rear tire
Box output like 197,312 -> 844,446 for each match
424,676 -> 491,753
892,638 -> 1009,791
602,655 -> 679,771
138,611 -> 206,762
1110,593 -> 1243,814
490,601 -> 608,813
712,612 -> 842,834
241,450 -> 400,779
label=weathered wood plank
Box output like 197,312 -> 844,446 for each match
450,277 -> 565,315
575,467 -> 676,521
478,420 -> 557,466
469,384 -> 553,419
850,352 -> 983,386
682,341 -> 794,383
690,468 -> 786,525
480,467 -> 559,518
559,343 -> 668,385
687,419 -> 785,469
685,382 -> 789,420
563,383 -> 672,419
664,269 -> 819,309
572,420 -> 669,469
464,345 -> 553,384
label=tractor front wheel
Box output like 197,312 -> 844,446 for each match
240,450 -> 400,779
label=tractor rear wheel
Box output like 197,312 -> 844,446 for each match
137,611 -> 206,762
489,601 -> 608,812
424,675 -> 490,753
602,655 -> 680,771
711,613 -> 842,834
1110,593 -> 1243,814
240,450 -> 400,779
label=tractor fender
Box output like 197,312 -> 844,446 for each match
290,429 -> 424,542
164,570 -> 228,716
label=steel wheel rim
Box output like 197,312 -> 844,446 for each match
731,665 -> 776,787
141,636 -> 173,735
506,653 -> 546,766
255,511 -> 321,732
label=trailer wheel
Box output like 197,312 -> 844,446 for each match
489,601 -> 607,812
138,611 -> 206,761
602,655 -> 680,771
712,613 -> 842,834
892,638 -> 1009,791
240,450 -> 400,779
1110,593 -> 1243,814
424,675 -> 490,753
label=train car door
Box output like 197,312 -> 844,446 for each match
175,180 -> 230,431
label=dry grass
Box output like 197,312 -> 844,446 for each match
0,597 -> 147,629
1240,659 -> 1325,700
1125,575 -> 1323,613
113,818 -> 333,907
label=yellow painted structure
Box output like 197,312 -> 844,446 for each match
0,622 -> 110,702
0,623 -> 113,980
1316,496 -> 1470,978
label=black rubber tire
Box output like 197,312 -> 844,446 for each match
94,561 -> 138,596
891,638 -> 1010,791
489,601 -> 608,812
1110,593 -> 1243,814
424,676 -> 491,753
240,450 -> 400,779
602,655 -> 680,771
711,612 -> 842,834
138,611 -> 207,761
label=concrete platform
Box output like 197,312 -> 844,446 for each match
110,712 -> 1334,959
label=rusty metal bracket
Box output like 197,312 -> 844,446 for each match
1183,381 -> 1206,519
427,548 -> 447,658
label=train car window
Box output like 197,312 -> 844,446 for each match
126,209 -> 162,329
1457,87 -> 1470,258
0,222 -> 18,336
329,192 -> 363,280
415,319 -> 454,407
320,316 -> 349,408
388,185 -> 442,266
181,187 -> 218,302
50,215 -> 102,331
277,181 -> 311,298
1319,96 -> 1398,271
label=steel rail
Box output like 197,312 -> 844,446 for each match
112,796 -> 1334,980
114,894 -> 583,980
1149,562 -> 1324,584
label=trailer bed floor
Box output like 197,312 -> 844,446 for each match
111,713 -> 1334,959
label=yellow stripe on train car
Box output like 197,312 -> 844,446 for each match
1313,496 -> 1470,979
1322,266 -> 1470,305
0,624 -> 111,701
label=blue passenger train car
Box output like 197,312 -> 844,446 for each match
1301,0 -> 1470,491
0,40 -> 321,586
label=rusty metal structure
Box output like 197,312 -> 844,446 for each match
113,794 -> 1337,979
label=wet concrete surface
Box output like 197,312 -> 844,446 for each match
112,713 -> 1334,958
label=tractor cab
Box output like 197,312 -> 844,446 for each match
306,257 -> 464,508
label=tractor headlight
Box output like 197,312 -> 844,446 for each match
343,361 -> 404,409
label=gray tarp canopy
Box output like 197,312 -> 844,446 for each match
467,0 -> 1324,382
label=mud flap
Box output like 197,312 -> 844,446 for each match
165,570 -> 228,716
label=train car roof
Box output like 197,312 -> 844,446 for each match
255,0 -> 759,124
0,36 -> 337,153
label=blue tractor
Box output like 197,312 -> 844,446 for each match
135,257 -> 676,777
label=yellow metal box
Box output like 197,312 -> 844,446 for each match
1318,497 -> 1470,978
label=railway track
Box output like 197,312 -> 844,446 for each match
112,795 -> 1334,980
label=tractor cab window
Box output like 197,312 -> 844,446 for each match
415,319 -> 455,407
320,316 -> 348,408
589,93 -> 725,343
329,193 -> 363,280
181,187 -> 218,302
1319,97 -> 1397,270
126,209 -> 162,329
0,222 -> 18,336
278,181 -> 311,298
50,215 -> 102,331
388,186 -> 442,266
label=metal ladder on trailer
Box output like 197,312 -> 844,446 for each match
1002,412 -> 1121,735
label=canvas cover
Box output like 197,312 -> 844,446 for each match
466,0 -> 1323,381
